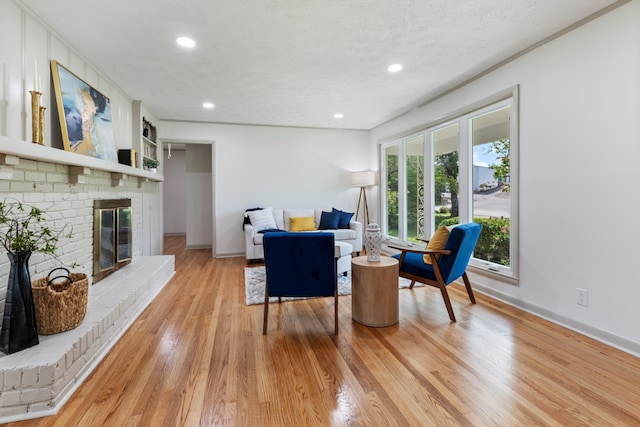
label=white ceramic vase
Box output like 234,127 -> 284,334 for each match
365,223 -> 382,262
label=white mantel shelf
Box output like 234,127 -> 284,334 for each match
0,135 -> 163,182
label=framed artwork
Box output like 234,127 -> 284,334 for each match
50,60 -> 117,162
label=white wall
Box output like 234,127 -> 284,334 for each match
0,0 -> 133,149
163,149 -> 187,234
159,122 -> 372,256
185,144 -> 213,249
370,0 -> 640,354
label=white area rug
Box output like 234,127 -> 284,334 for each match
244,266 -> 415,305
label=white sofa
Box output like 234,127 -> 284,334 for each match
244,208 -> 362,263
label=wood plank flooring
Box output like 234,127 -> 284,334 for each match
7,236 -> 640,426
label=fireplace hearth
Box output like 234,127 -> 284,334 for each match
93,199 -> 133,283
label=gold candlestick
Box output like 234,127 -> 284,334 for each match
29,90 -> 42,144
38,106 -> 46,145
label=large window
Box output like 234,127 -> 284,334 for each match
381,90 -> 518,279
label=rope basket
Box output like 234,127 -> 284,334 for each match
31,267 -> 89,335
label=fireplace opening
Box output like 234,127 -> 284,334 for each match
93,199 -> 132,283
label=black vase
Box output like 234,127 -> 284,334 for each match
0,252 -> 39,354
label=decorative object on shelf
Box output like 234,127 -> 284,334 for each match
142,117 -> 157,142
117,149 -> 137,167
364,223 -> 382,262
143,157 -> 159,173
31,267 -> 88,335
0,200 -> 73,354
29,90 -> 43,144
351,170 -> 375,226
50,60 -> 117,162
142,117 -> 150,138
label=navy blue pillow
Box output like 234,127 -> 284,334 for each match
318,210 -> 341,230
332,208 -> 354,229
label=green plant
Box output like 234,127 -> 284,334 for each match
438,216 -> 511,266
0,199 -> 72,255
143,157 -> 159,169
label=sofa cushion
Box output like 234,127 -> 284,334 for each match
334,241 -> 353,257
290,216 -> 317,231
253,233 -> 265,245
243,207 -> 263,230
284,209 -> 315,230
320,228 -> 356,240
318,210 -> 340,230
332,208 -> 354,229
248,208 -> 277,233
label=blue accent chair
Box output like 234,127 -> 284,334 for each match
390,222 -> 482,322
263,232 -> 338,335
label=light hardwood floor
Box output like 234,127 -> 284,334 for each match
8,236 -> 640,426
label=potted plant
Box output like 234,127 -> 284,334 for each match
0,199 -> 72,354
143,157 -> 159,173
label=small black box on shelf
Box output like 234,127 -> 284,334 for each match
118,149 -> 137,167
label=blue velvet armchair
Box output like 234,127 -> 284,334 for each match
262,232 -> 338,335
390,222 -> 482,322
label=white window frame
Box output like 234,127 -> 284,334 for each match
380,86 -> 519,281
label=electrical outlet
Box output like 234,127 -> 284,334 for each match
576,288 -> 589,307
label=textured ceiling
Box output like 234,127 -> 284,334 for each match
18,0 -> 622,130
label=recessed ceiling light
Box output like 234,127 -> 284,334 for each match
203,102 -> 214,109
176,37 -> 196,48
387,64 -> 403,73
334,113 -> 344,119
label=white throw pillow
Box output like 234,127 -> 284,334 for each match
248,208 -> 277,233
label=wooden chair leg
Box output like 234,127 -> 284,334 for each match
334,292 -> 339,335
334,261 -> 339,335
462,272 -> 476,304
409,280 -> 416,289
263,287 -> 269,335
439,285 -> 456,322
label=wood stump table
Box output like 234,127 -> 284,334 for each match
351,256 -> 399,327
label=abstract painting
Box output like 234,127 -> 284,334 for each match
50,60 -> 117,162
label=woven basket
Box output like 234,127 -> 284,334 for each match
31,268 -> 89,335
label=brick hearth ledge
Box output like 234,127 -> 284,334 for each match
0,255 -> 175,422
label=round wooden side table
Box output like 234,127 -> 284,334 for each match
351,256 -> 399,327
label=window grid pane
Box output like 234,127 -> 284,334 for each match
432,123 -> 459,230
384,145 -> 399,238
470,106 -> 511,267
405,135 -> 424,242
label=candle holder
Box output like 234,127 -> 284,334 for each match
29,90 -> 42,144
38,106 -> 46,145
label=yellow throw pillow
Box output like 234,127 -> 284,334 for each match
423,226 -> 450,264
289,216 -> 317,231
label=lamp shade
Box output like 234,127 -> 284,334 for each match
350,171 -> 375,187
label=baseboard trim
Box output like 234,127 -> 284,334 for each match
469,283 -> 640,358
185,244 -> 212,250
215,252 -> 244,258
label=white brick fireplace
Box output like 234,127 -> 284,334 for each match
0,136 -> 174,422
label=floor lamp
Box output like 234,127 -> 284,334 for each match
351,171 -> 375,226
